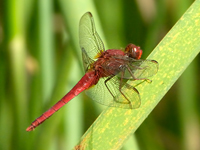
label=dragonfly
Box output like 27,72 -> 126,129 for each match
26,12 -> 158,131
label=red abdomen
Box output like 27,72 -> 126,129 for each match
26,71 -> 98,131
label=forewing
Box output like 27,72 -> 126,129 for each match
122,59 -> 158,80
79,12 -> 105,71
85,76 -> 141,109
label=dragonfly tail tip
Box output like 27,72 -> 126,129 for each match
26,125 -> 34,132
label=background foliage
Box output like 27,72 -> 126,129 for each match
0,0 -> 199,150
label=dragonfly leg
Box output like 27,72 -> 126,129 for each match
119,71 -> 133,108
104,75 -> 137,109
127,66 -> 152,83
104,76 -> 115,99
104,76 -> 130,107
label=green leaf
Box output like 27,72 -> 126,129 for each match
74,1 -> 200,149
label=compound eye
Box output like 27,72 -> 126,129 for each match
125,44 -> 143,59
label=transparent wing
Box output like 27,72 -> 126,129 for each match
85,58 -> 158,109
82,48 -> 94,72
120,59 -> 159,80
79,12 -> 105,72
85,76 -> 141,109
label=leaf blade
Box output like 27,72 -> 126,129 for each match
75,1 -> 200,149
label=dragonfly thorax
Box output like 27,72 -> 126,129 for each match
93,49 -> 127,77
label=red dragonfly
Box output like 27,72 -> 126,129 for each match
26,12 -> 158,131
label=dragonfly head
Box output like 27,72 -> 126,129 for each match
124,44 -> 143,59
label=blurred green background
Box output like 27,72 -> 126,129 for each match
0,0 -> 199,150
